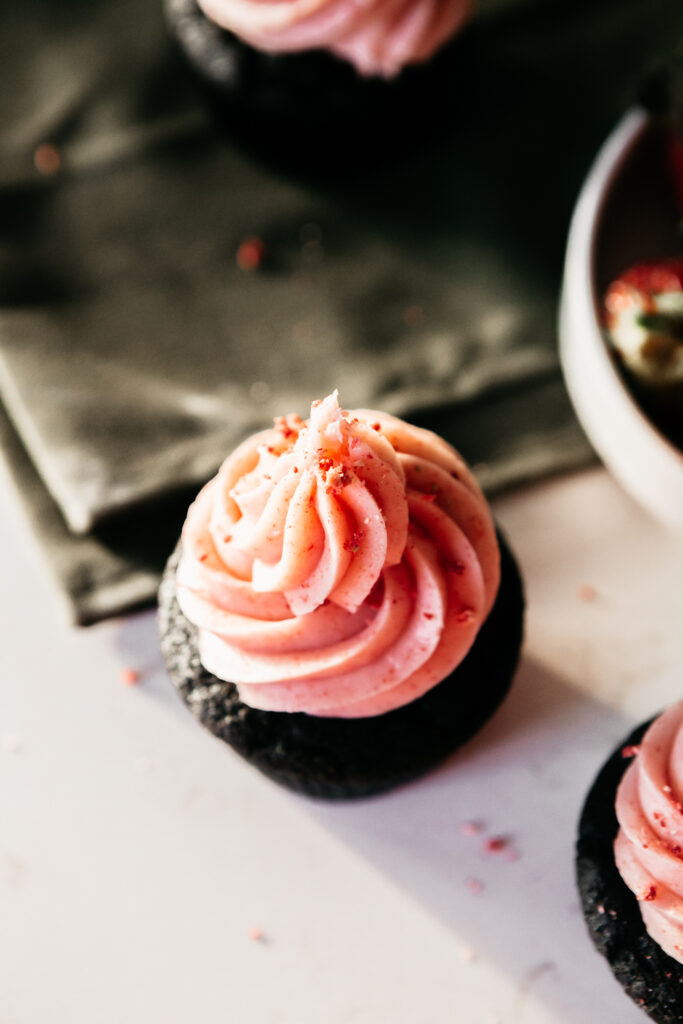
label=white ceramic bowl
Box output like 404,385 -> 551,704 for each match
559,107 -> 683,534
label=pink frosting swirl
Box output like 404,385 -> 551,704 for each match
177,392 -> 500,718
614,701 -> 683,963
197,0 -> 472,77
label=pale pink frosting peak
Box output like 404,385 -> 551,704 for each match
197,0 -> 473,77
177,392 -> 500,718
614,701 -> 683,963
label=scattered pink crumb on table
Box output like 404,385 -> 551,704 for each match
483,835 -> 508,854
458,945 -> 477,962
466,877 -> 484,895
34,143 -> 61,175
248,926 -> 265,942
236,237 -> 266,271
120,668 -> 140,686
481,834 -> 521,861
460,820 -> 485,837
577,583 -> 598,602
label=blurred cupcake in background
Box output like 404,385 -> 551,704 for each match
165,0 -> 473,155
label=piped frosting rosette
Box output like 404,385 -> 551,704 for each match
196,0 -> 472,77
177,392 -> 500,718
614,700 -> 683,963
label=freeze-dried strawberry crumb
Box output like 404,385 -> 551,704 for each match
275,416 -> 299,440
236,236 -> 266,271
343,530 -> 364,553
442,557 -> 465,575
327,467 -> 351,494
34,142 -> 61,175
484,836 -> 509,854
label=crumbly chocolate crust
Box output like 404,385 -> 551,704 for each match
158,532 -> 524,799
576,721 -> 683,1023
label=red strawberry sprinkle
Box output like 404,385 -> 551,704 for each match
484,836 -> 509,854
236,236 -> 266,271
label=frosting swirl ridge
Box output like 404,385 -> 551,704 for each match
614,700 -> 683,963
177,392 -> 500,717
196,0 -> 472,77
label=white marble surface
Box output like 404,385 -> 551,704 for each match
1,461 -> 682,1024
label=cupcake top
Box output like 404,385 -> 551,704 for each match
196,0 -> 472,77
605,261 -> 683,387
177,392 -> 500,718
614,700 -> 683,963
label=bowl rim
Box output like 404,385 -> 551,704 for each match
559,106 -> 683,533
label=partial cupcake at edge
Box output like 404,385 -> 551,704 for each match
164,0 -> 473,140
159,391 -> 524,799
577,701 -> 683,1023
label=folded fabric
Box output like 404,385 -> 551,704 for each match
1,0 -> 681,622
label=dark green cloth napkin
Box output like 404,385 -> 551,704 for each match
1,0 -> 681,623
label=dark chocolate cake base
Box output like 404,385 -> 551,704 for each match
158,532 -> 524,799
576,721 -> 683,1023
164,0 -> 455,164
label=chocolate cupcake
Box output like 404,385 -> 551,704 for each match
577,702 -> 683,1022
164,0 -> 472,156
159,391 -> 524,798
